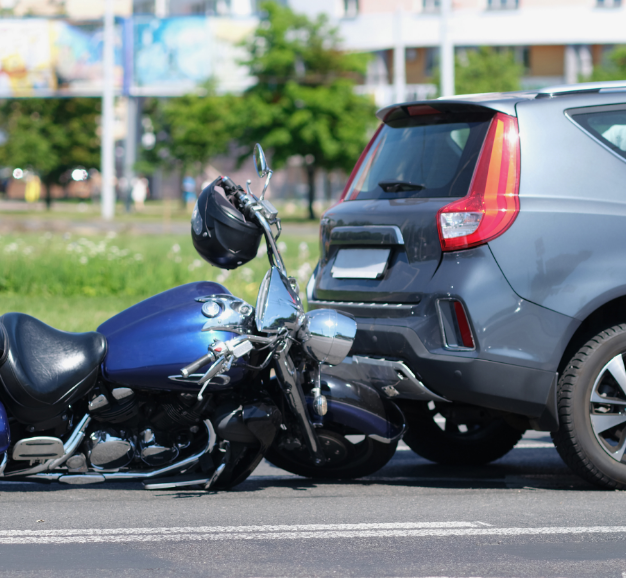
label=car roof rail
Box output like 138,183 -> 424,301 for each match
535,80 -> 626,99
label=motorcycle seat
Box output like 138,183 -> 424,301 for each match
0,313 -> 107,424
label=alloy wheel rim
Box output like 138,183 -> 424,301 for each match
589,353 -> 626,463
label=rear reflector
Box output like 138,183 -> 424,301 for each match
437,299 -> 475,350
437,112 -> 520,252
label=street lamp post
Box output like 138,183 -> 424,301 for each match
101,0 -> 115,220
440,0 -> 454,97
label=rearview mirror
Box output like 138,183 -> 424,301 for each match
254,144 -> 269,178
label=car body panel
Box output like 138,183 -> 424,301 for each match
489,93 -> 626,320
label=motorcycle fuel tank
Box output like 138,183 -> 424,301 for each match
98,282 -> 246,392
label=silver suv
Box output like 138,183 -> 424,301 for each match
311,80 -> 626,489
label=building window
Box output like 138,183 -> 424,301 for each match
597,0 -> 622,7
422,0 -> 440,12
487,0 -> 519,9
206,0 -> 230,14
343,0 -> 359,18
134,0 -> 156,14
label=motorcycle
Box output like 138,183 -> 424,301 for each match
0,145 -> 404,490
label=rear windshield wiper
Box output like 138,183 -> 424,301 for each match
378,180 -> 426,193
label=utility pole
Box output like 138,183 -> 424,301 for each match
101,0 -> 115,220
393,8 -> 406,104
440,0 -> 454,97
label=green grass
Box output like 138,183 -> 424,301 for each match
0,231 -> 319,332
3,199 -> 332,224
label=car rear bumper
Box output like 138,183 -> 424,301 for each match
322,323 -> 558,431
311,245 -> 578,431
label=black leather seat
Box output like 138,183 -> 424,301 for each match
0,313 -> 107,428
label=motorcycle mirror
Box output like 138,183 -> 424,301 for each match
254,144 -> 269,178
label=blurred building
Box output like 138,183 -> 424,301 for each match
288,0 -> 626,105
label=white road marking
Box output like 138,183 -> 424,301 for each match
514,442 -> 555,449
1,523 -> 626,545
396,441 -> 555,451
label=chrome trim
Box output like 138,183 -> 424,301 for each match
536,80 -> 626,98
58,474 -> 106,485
322,356 -> 448,403
299,309 -> 357,366
256,267 -> 304,334
12,436 -> 64,461
330,225 -> 405,246
0,453 -> 7,477
6,414 -> 91,477
47,414 -> 92,470
168,374 -> 231,386
307,299 -> 420,317
204,440 -> 230,490
143,476 -> 210,490
309,300 -> 418,309
21,419 -> 216,485
197,294 -> 255,335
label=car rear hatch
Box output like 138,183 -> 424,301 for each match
311,102 -> 499,310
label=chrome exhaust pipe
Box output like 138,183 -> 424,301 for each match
20,420 -> 216,486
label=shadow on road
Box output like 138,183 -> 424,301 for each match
0,436 -> 599,495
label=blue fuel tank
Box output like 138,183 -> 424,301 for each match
98,282 -> 244,392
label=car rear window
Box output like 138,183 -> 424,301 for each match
569,105 -> 626,161
344,108 -> 494,201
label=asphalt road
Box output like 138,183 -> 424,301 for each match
1,432 -> 625,578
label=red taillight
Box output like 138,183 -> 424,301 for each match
336,124 -> 383,204
437,112 -> 520,252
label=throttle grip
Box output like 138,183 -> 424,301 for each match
180,351 -> 216,378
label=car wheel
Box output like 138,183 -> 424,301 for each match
552,325 -> 626,489
265,429 -> 397,480
402,401 -> 524,465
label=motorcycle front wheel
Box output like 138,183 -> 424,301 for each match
265,429 -> 397,479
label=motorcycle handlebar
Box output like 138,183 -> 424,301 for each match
180,351 -> 216,378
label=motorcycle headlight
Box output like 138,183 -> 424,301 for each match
298,309 -> 357,366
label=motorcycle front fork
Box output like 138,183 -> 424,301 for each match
272,347 -> 326,465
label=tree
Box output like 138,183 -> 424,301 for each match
233,1 -> 376,220
138,85 -> 234,200
587,45 -> 626,81
0,98 -> 100,208
455,47 -> 523,96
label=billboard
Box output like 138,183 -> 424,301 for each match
0,18 -> 124,97
0,16 -> 255,98
131,16 -> 255,96
0,19 -> 56,96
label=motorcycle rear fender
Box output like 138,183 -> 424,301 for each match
0,400 -> 9,454
309,375 -> 405,444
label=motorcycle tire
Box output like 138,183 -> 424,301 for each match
551,325 -> 626,490
402,401 -> 523,465
265,429 -> 397,479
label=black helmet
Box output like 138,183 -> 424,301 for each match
191,177 -> 263,270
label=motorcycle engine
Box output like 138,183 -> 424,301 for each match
87,429 -> 135,470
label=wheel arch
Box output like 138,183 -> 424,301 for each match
558,295 -> 626,375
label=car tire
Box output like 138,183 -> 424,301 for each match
265,429 -> 397,480
402,401 -> 524,465
552,325 -> 626,490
